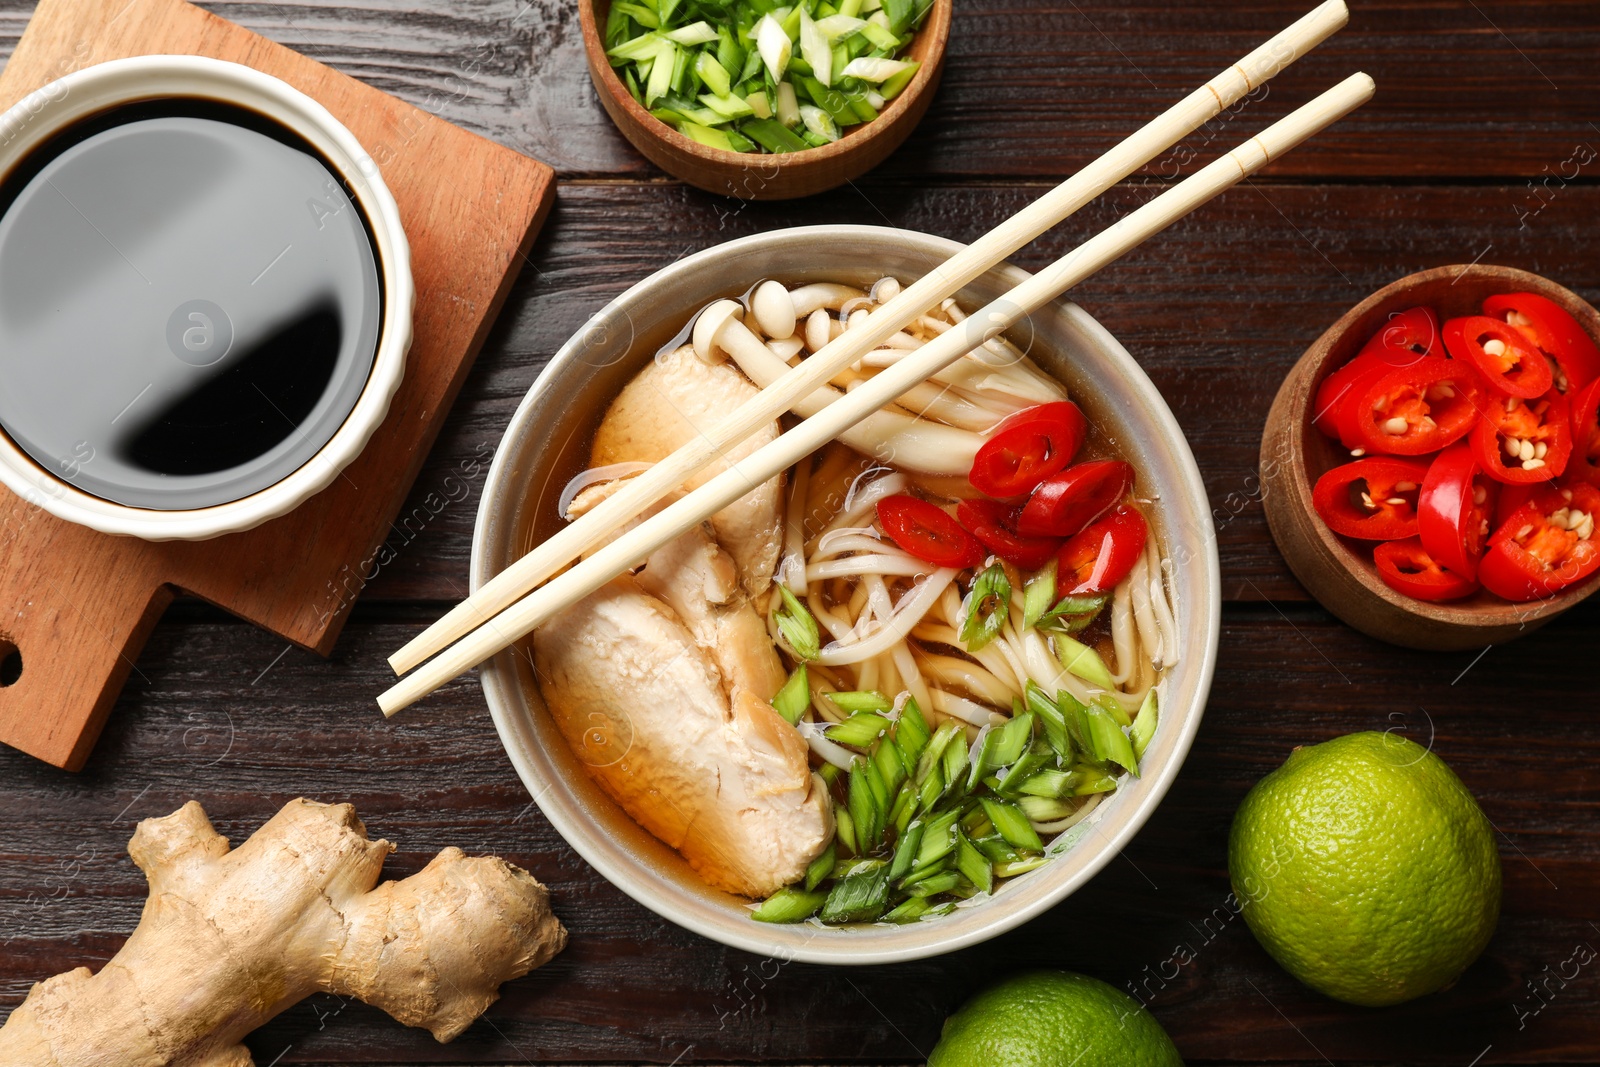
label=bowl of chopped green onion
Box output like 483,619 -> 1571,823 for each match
579,0 -> 951,198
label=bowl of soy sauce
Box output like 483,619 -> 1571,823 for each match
0,55 -> 413,540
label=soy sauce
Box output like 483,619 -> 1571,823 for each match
0,99 -> 382,510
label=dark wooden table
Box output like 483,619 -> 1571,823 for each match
3,0 -> 1599,1063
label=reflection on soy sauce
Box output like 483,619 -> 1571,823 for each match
123,303 -> 342,476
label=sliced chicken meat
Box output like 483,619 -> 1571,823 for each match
590,343 -> 784,597
534,574 -> 831,898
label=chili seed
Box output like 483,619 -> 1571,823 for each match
1383,417 -> 1408,435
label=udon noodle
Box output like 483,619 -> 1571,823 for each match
533,275 -> 1177,926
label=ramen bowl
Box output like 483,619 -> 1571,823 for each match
474,225 -> 1221,964
0,55 -> 412,541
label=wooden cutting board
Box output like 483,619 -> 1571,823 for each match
0,0 -> 555,770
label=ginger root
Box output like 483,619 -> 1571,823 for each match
0,798 -> 566,1066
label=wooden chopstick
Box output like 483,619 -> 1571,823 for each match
378,71 -> 1375,717
385,0 -> 1352,678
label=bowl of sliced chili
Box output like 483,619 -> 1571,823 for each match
1262,264 -> 1600,650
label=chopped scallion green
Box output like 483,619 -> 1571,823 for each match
775,583 -> 821,660
959,562 -> 1011,652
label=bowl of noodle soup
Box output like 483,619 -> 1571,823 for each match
475,225 -> 1220,964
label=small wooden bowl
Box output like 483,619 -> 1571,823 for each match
579,0 -> 950,200
1262,264 -> 1600,651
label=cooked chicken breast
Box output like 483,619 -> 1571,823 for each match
636,521 -> 788,704
534,575 -> 831,898
591,344 -> 784,597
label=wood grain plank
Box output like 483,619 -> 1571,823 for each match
350,180 -> 1600,609
0,0 -> 1586,180
0,604 -> 1594,1062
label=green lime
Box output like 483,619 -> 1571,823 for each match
1229,730 -> 1501,1007
928,970 -> 1183,1067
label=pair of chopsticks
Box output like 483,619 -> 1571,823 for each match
380,0 -> 1371,716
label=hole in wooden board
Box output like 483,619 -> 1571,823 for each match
0,639 -> 19,687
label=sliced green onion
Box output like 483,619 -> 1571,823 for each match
1022,560 -> 1057,630
770,665 -> 810,725
1017,795 -> 1076,822
797,103 -> 839,142
820,860 -> 890,923
815,13 -> 868,37
755,13 -> 791,79
742,116 -> 806,152
752,885 -> 826,923
665,20 -> 719,45
959,562 -> 1011,653
798,8 -> 833,86
1024,682 -> 1072,761
775,80 -> 802,125
994,855 -> 1050,878
980,797 -> 1044,851
1074,771 -> 1120,795
883,895 -> 937,923
1130,689 -> 1158,761
694,51 -> 732,96
828,690 -> 893,714
826,711 -> 892,748
838,56 -> 911,82
745,90 -> 773,118
915,808 -> 960,868
1056,633 -> 1115,690
834,805 -> 858,854
678,120 -> 735,150
916,719 -> 962,784
895,697 -> 932,769
858,19 -> 900,48
955,830 -> 993,894
1018,768 -> 1079,798
645,40 -> 678,104
908,870 -> 961,898
775,583 -> 820,660
1096,694 -> 1133,729
880,0 -> 916,34
990,711 -> 1034,768
1084,703 -> 1139,776
888,818 -> 924,881
804,840 -> 837,891
848,757 -> 883,850
607,30 -> 665,61
613,2 -> 660,28
873,734 -> 907,795
878,58 -> 919,98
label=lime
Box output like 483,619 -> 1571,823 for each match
928,970 -> 1183,1067
1229,730 -> 1500,1007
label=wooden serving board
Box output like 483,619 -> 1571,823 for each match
0,0 -> 555,770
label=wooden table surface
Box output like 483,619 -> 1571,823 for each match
2,0 -> 1598,1063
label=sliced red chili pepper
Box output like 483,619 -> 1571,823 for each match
1478,482 -> 1600,600
1352,356 -> 1482,455
955,498 -> 1060,570
1311,307 -> 1440,445
1469,387 -> 1571,484
1442,315 -> 1552,399
1567,377 -> 1600,487
1483,292 -> 1600,392
1016,460 -> 1134,538
1418,444 -> 1499,582
1373,538 -> 1480,601
1057,505 -> 1148,594
1311,457 -> 1430,540
877,495 -> 984,569
1495,481 -> 1536,528
968,401 -> 1088,498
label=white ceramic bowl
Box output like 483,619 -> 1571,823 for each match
474,226 -> 1221,964
0,56 -> 412,541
